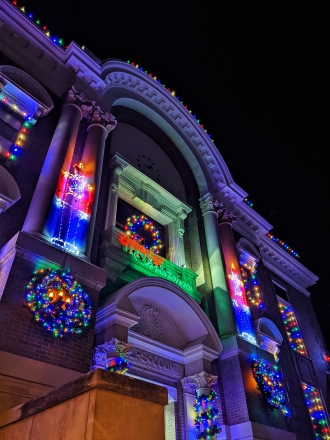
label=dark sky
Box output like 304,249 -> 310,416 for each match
20,1 -> 329,344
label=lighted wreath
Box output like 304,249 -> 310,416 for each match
124,215 -> 163,254
251,358 -> 289,415
194,389 -> 221,439
25,268 -> 92,338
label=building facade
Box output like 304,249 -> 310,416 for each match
0,2 -> 329,439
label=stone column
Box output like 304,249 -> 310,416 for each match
217,206 -> 256,344
91,338 -> 132,372
23,87 -> 86,236
81,107 -> 117,259
104,160 -> 123,231
199,193 -> 236,337
168,211 -> 187,267
181,371 -> 218,440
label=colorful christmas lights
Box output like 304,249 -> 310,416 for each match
124,215 -> 163,254
302,383 -> 330,439
277,298 -> 307,356
126,60 -> 215,144
227,263 -> 257,345
46,163 -> 94,256
194,389 -> 221,439
25,268 -> 92,338
243,197 -> 254,207
240,265 -> 265,310
106,357 -> 131,375
251,358 -> 289,415
266,233 -> 300,259
11,1 -> 66,49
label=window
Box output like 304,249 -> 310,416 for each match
301,383 -> 330,438
272,281 -> 289,302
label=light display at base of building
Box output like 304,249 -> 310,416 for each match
45,163 -> 94,256
302,383 -> 330,439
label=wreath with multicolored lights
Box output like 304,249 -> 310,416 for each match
25,268 -> 92,338
107,357 -> 131,375
251,358 -> 288,414
124,215 -> 163,254
194,389 -> 221,439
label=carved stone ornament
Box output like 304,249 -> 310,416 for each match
181,371 -> 218,395
64,87 -> 117,133
216,206 -> 237,224
92,338 -> 133,369
199,193 -> 222,215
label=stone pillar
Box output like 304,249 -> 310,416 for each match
81,107 -> 117,258
181,371 -> 218,440
217,206 -> 256,344
104,160 -> 123,231
91,338 -> 132,371
199,193 -> 236,337
168,211 -> 187,267
23,87 -> 86,236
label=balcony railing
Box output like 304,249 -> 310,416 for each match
101,226 -> 201,303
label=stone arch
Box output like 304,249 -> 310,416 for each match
255,317 -> 283,360
0,166 -> 21,213
100,61 -> 246,202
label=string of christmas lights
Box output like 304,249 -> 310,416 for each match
25,268 -> 92,338
302,383 -> 330,439
277,298 -> 307,356
194,389 -> 221,439
243,197 -> 254,207
267,233 -> 300,259
251,358 -> 290,416
11,1 -> 67,48
240,265 -> 265,310
126,60 -> 215,144
106,357 -> 131,375
125,215 -> 163,254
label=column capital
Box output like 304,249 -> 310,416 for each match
87,105 -> 117,134
199,193 -> 222,215
181,371 -> 218,394
217,206 -> 237,225
92,338 -> 133,369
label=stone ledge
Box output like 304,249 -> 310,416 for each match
0,369 -> 168,428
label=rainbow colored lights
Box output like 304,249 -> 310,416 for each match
302,383 -> 330,439
267,233 -> 300,259
11,1 -> 66,49
126,61 -> 215,144
25,268 -> 92,338
45,163 -> 94,256
243,198 -> 254,207
240,266 -> 265,310
106,357 -> 131,375
227,263 -> 256,345
251,358 -> 289,415
277,298 -> 307,356
194,390 -> 221,439
124,215 -> 163,254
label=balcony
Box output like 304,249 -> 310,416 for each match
100,226 -> 201,303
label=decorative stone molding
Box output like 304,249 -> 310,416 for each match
237,238 -> 261,272
181,371 -> 218,395
92,338 -> 133,369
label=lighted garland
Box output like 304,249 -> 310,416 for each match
267,233 -> 300,259
251,358 -> 289,415
194,390 -> 221,439
124,215 -> 163,254
106,357 -> 131,375
240,266 -> 265,310
25,268 -> 92,338
126,61 -> 215,144
302,383 -> 330,439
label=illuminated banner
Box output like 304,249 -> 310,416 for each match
227,263 -> 256,344
119,235 -> 193,293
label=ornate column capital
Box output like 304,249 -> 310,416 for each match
87,105 -> 117,134
199,193 -> 222,215
92,338 -> 132,369
181,371 -> 218,395
216,206 -> 237,225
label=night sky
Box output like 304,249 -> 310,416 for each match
20,1 -> 329,345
